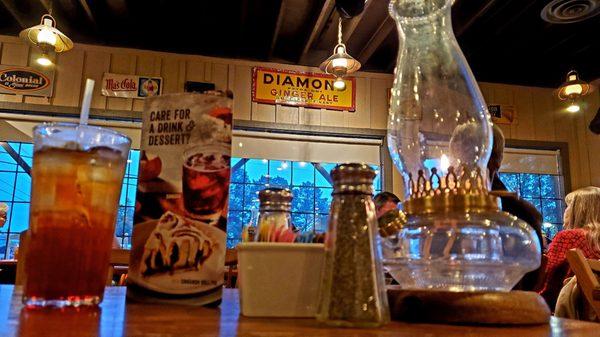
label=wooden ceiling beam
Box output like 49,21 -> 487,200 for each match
357,16 -> 394,64
454,0 -> 499,37
56,0 -> 78,16
268,0 -> 286,59
299,0 -> 335,64
0,0 -> 45,29
105,0 -> 128,15
38,0 -> 51,13
77,0 -> 97,26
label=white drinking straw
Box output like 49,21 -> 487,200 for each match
80,79 -> 95,125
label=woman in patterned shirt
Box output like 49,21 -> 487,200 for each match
539,186 -> 600,309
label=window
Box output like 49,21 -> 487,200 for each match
498,147 -> 565,239
115,150 -> 140,249
424,147 -> 566,240
227,158 -> 382,248
0,141 -> 382,256
0,142 -> 33,260
499,173 -> 564,239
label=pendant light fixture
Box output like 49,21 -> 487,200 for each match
557,70 -> 591,113
20,12 -> 73,67
319,18 -> 361,91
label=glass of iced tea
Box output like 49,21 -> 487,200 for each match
23,123 -> 131,307
182,144 -> 231,219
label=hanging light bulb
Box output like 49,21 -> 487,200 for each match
20,14 -> 73,57
333,77 -> 346,91
36,53 -> 53,67
320,18 -> 360,82
566,102 -> 580,113
37,26 -> 57,46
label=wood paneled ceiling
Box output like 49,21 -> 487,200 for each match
0,0 -> 598,88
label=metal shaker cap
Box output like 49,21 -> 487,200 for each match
258,187 -> 292,212
331,163 -> 375,195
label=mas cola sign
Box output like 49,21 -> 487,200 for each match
101,73 -> 162,99
0,66 -> 54,97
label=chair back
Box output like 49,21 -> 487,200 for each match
224,248 -> 238,288
566,248 -> 600,317
14,230 -> 29,286
107,249 -> 130,286
225,248 -> 237,266
110,249 -> 130,266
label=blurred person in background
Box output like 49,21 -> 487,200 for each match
487,124 -> 545,291
0,203 -> 7,228
374,192 -> 400,219
539,186 -> 600,309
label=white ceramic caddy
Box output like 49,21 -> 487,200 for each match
237,242 -> 325,317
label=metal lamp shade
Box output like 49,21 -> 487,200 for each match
19,14 -> 73,53
319,44 -> 361,77
558,70 -> 590,100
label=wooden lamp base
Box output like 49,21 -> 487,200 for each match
387,286 -> 551,325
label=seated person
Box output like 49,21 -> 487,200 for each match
0,203 -> 6,228
539,186 -> 600,309
374,192 -> 400,219
488,124 -> 544,291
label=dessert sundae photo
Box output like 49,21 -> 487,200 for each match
128,210 -> 226,294
140,211 -> 216,276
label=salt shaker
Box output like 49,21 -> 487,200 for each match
256,188 -> 293,241
317,163 -> 390,327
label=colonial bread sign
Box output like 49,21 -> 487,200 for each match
252,67 -> 356,111
0,66 -> 54,97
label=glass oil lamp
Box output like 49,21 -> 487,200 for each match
383,0 -> 541,291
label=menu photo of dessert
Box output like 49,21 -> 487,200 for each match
128,92 -> 232,304
129,211 -> 225,295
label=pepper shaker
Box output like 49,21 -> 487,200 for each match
317,163 -> 390,327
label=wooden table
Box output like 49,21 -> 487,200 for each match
0,285 -> 598,337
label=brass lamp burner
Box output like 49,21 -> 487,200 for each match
378,165 -> 500,237
404,165 -> 499,215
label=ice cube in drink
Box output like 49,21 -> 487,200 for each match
23,124 -> 129,308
